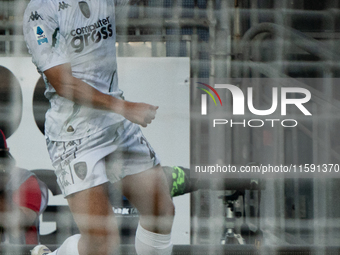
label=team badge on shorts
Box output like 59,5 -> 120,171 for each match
74,162 -> 88,180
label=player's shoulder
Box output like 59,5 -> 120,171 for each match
24,0 -> 60,29
24,0 -> 58,16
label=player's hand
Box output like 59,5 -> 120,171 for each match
122,101 -> 159,127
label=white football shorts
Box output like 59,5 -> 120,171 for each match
47,119 -> 160,197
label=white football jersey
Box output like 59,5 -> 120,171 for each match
23,0 -> 125,141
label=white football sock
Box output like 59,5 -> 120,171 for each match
50,234 -> 81,255
135,222 -> 173,255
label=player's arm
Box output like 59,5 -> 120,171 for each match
24,0 -> 157,127
0,179 -> 41,228
0,206 -> 37,229
10,176 -> 40,228
17,206 -> 38,227
44,63 -> 158,127
0,206 -> 38,228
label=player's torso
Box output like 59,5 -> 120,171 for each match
25,0 -> 123,140
57,0 -> 115,56
55,0 -> 118,88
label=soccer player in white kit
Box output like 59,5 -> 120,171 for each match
23,0 -> 174,254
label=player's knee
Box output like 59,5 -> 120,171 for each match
90,235 -> 120,255
160,199 -> 175,233
167,199 -> 175,218
158,195 -> 175,219
82,226 -> 120,255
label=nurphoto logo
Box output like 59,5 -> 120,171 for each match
198,83 -> 312,128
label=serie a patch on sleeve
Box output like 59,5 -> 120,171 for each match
33,25 -> 49,45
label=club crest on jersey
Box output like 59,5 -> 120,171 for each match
74,162 -> 87,180
79,1 -> 91,18
33,25 -> 48,45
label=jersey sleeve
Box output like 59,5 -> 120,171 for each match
12,176 -> 42,213
23,0 -> 69,72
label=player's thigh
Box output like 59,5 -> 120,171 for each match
67,183 -> 119,239
120,165 -> 174,217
